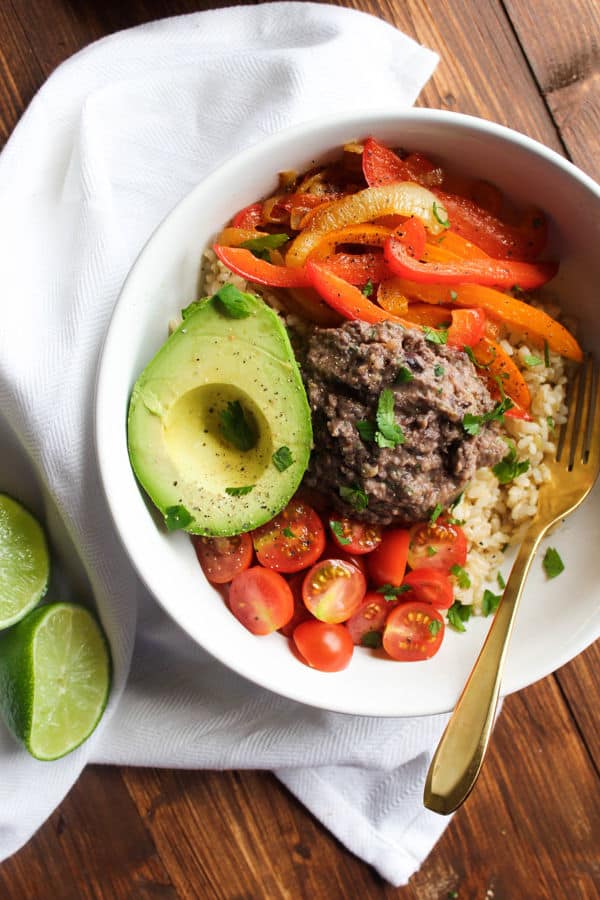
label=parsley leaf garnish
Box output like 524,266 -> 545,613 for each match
424,326 -> 448,345
426,545 -> 437,557
339,484 -> 369,512
432,200 -> 450,228
434,364 -> 445,377
429,619 -> 442,636
240,233 -> 289,262
395,366 -> 414,384
282,527 -> 294,538
447,601 -> 472,632
497,571 -> 506,589
463,396 -> 514,435
449,290 -> 458,302
213,283 -> 254,318
164,505 -> 193,531
430,503 -> 443,524
492,446 -> 530,484
356,419 -> 376,442
543,547 -> 564,579
450,564 -> 471,589
547,415 -> 555,432
524,354 -> 543,367
225,485 -> 254,496
375,388 -> 405,448
482,589 -> 502,616
464,345 -> 493,369
376,583 -> 412,602
330,520 -> 351,546
361,630 -> 383,649
362,279 -> 374,297
272,446 -> 293,472
219,400 -> 257,451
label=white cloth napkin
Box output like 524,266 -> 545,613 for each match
0,3 -> 450,886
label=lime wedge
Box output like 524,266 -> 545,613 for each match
0,603 -> 111,760
0,493 -> 50,630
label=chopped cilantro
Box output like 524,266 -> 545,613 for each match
547,415 -> 555,432
424,326 -> 448,345
362,279 -> 374,297
543,547 -> 564,579
164,505 -> 193,531
450,564 -> 471,589
447,601 -> 472,632
429,619 -> 442,636
213,283 -> 254,318
544,339 -> 550,367
240,232 -> 289,261
482,589 -> 502,616
396,366 -> 414,384
361,630 -> 383,649
449,290 -> 458,302
524,354 -> 543,367
434,364 -> 445,377
492,446 -> 530,484
219,400 -> 257,451
447,892 -> 459,900
282,527 -> 294,538
463,396 -> 514,436
356,419 -> 376,442
330,520 -> 351,546
450,492 -> 464,510
339,484 -> 369,512
376,583 -> 412,602
225,485 -> 254,496
430,503 -> 443,524
272,446 -> 294,472
464,344 -> 492,369
426,545 -> 437,557
375,388 -> 405,448
497,571 -> 506,590
432,200 -> 450,228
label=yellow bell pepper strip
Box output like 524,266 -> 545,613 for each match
308,224 -> 392,260
217,227 -> 268,247
470,338 -> 531,410
305,261 -> 413,326
213,245 -> 310,288
385,279 -> 583,362
376,277 -> 410,315
286,182 -> 448,268
384,231 -> 558,290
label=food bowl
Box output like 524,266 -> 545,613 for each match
95,109 -> 600,716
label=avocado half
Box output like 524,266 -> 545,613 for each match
127,292 -> 312,536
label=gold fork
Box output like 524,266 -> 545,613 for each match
424,354 -> 600,815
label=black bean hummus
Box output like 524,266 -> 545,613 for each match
301,320 -> 506,525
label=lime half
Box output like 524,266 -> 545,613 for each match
0,602 -> 111,760
0,493 -> 50,630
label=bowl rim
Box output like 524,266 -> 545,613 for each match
95,107 -> 600,717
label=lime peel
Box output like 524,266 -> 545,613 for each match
0,494 -> 50,630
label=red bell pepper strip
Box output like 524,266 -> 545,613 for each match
232,203 -> 263,229
394,216 -> 427,259
323,252 -> 389,285
362,138 -> 441,188
384,232 -> 558,290
213,244 -> 310,288
305,260 -> 411,326
447,308 -> 486,348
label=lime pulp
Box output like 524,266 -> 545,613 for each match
0,493 -> 50,630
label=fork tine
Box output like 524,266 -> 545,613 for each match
585,358 -> 600,472
568,354 -> 593,469
557,363 -> 580,464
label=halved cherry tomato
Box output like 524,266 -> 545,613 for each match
232,202 -> 264,229
321,541 -> 368,576
402,568 -> 454,609
252,499 -> 326,574
192,533 -> 253,584
407,521 -> 467,572
383,601 -> 445,661
302,558 -> 366,624
329,517 -> 382,555
229,566 -> 294,635
279,572 -> 313,638
345,591 -> 390,645
367,528 -> 410,586
293,620 -> 354,672
447,308 -> 486,348
213,244 -> 310,288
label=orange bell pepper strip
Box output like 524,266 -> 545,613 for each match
383,278 -> 582,362
400,305 -> 486,348
400,304 -> 453,328
217,227 -> 269,247
424,232 -> 490,260
376,277 -> 410,315
308,224 -> 392,260
305,260 -> 413,326
470,337 -> 531,410
213,245 -> 310,288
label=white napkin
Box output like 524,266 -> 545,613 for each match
0,3 -> 449,885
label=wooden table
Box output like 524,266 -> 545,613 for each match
1,1 -> 598,897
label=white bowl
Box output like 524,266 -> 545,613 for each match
95,109 -> 600,717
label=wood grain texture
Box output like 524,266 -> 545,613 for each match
0,0 -> 598,898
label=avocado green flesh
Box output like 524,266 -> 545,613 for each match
127,294 -> 312,536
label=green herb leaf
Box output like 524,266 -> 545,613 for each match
339,484 -> 369,512
524,354 -> 543,367
361,630 -> 383,649
240,233 -> 289,262
450,564 -> 471,589
213,283 -> 254,318
164,505 -> 193,531
432,200 -> 450,228
362,279 -> 374,297
330,520 -> 351,546
547,415 -> 555,432
426,545 -> 437,557
272,446 -> 294,472
225,485 -> 254,496
462,396 -> 514,436
430,503 -> 444,524
543,546 -> 564,579
356,419 -> 376,442
429,619 -> 442,636
282,527 -> 294,538
544,339 -> 550,367
450,492 -> 463,510
376,388 -> 405,448
447,601 -> 472,632
219,400 -> 257,451
449,290 -> 458,302
464,344 -> 493,370
376,583 -> 412,602
497,571 -> 506,589
447,891 -> 459,899
492,446 -> 530,484
434,364 -> 445,379
424,326 -> 448,345
482,589 -> 502,616
395,366 -> 414,384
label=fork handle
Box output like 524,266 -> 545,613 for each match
423,526 -> 546,815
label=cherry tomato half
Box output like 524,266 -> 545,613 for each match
293,621 -> 354,672
321,541 -> 368,576
329,517 -> 383,555
302,558 -> 366,624
407,521 -> 467,572
383,601 -> 445,661
228,566 -> 293,635
279,572 -> 313,638
402,568 -> 454,610
367,528 -> 410,586
345,591 -> 390,646
252,499 -> 326,574
192,533 -> 253,584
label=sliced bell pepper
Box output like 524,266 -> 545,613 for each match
323,252 -> 388,285
305,260 -> 412,326
377,277 -> 410,315
308,224 -> 392,259
362,137 -> 442,188
213,245 -> 310,288
399,305 -> 486,348
384,232 -> 558,290
424,231 -> 490,260
399,304 -> 452,328
232,203 -> 263,229
470,338 -> 531,410
217,227 -> 269,247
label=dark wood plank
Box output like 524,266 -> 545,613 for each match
555,642 -> 600,773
